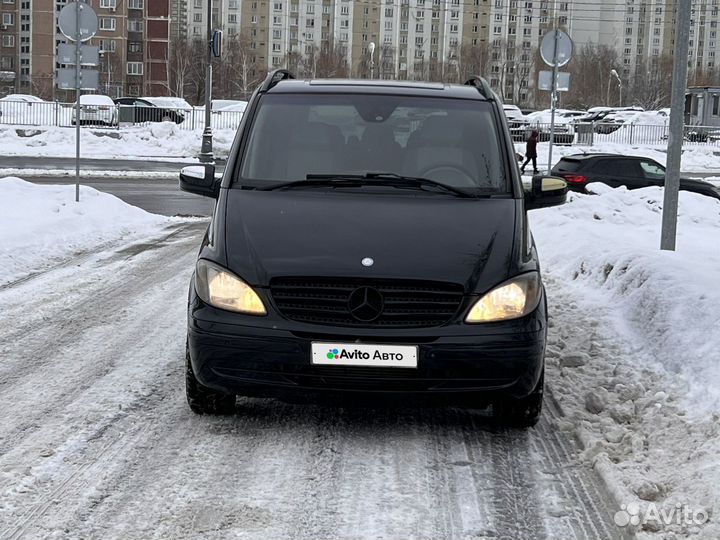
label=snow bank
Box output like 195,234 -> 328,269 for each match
0,123 -> 236,160
533,185 -> 720,538
533,184 -> 720,414
0,177 -> 170,286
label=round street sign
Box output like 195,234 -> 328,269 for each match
540,29 -> 573,67
58,2 -> 98,43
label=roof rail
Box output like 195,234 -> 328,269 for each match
464,75 -> 494,100
260,69 -> 296,92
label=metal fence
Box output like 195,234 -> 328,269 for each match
0,100 -> 244,131
512,122 -> 720,147
2,100 -> 720,148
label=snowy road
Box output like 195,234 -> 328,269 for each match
0,221 -> 625,540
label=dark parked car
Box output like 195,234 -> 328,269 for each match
551,153 -> 720,199
179,71 -> 568,427
113,97 -> 185,124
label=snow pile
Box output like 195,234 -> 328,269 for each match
534,183 -> 720,412
532,185 -> 720,538
624,111 -> 670,126
0,124 -> 236,160
0,177 -> 170,286
142,96 -> 193,110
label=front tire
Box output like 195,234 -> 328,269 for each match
186,346 -> 236,415
493,371 -> 544,428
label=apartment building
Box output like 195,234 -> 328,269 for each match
0,0 -> 170,99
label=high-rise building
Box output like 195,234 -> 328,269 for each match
0,0 -> 170,99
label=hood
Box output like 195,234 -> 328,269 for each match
680,177 -> 720,200
222,190 -> 519,294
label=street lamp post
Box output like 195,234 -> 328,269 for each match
100,50 -> 112,96
606,74 -> 612,106
368,42 -> 376,79
611,68 -> 622,107
199,0 -> 214,163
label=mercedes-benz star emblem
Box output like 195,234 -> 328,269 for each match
347,287 -> 384,322
361,257 -> 374,267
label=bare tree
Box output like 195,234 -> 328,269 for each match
299,43 -> 318,78
563,43 -> 619,109
169,36 -> 203,101
217,34 -> 265,100
314,40 -> 350,78
628,54 -> 673,109
30,73 -> 54,101
285,49 -> 302,75
379,44 -> 395,79
457,42 -> 491,82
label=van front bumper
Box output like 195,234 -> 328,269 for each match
187,288 -> 547,403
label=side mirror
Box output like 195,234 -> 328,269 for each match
179,165 -> 219,198
525,175 -> 568,210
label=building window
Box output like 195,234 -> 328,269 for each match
128,42 -> 142,53
99,17 -> 116,31
128,0 -> 144,8
100,0 -> 117,8
128,20 -> 144,32
99,39 -> 116,52
2,13 -> 15,25
127,62 -> 143,75
2,35 -> 15,47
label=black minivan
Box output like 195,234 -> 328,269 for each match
180,71 -> 567,426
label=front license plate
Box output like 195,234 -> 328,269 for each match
311,342 -> 418,368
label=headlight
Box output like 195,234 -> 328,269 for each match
195,260 -> 266,315
465,273 -> 541,323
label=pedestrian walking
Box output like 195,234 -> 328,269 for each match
520,130 -> 539,175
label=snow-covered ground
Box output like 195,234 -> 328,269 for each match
0,177 -> 172,287
0,123 -> 236,160
0,168 -> 179,179
0,191 -> 622,539
1,174 -> 719,538
532,184 -> 720,539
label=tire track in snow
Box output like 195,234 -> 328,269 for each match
0,222 -> 205,454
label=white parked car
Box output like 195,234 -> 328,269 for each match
142,96 -> 193,112
72,94 -> 118,126
0,94 -> 48,120
212,99 -> 248,112
502,104 -> 530,141
525,109 -> 576,144
2,94 -> 45,103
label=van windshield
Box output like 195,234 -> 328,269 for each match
238,93 -> 509,195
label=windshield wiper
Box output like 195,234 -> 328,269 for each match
259,172 -> 479,198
